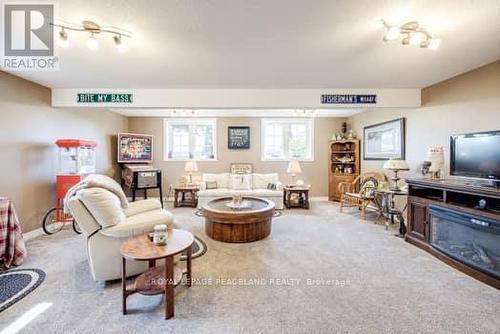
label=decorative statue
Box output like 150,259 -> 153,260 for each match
341,122 -> 348,134
426,146 -> 445,179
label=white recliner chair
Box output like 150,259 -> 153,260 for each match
66,179 -> 175,282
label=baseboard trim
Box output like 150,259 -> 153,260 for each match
130,196 -> 329,203
23,228 -> 44,241
311,196 -> 328,202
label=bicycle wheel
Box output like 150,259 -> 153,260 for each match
42,208 -> 65,235
72,219 -> 82,234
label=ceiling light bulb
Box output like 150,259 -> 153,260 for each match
57,29 -> 69,48
420,39 -> 430,48
86,33 -> 99,50
113,35 -> 129,53
384,26 -> 400,41
429,38 -> 441,50
117,43 -> 128,53
409,32 -> 425,46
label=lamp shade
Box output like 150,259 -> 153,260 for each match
287,160 -> 302,174
184,160 -> 198,173
383,159 -> 410,171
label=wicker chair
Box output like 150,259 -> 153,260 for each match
338,172 -> 388,218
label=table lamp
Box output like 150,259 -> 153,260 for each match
287,160 -> 302,185
383,159 -> 410,191
184,160 -> 198,185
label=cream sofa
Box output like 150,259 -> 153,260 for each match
197,173 -> 284,209
66,180 -> 175,282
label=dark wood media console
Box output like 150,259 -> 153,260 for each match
406,178 -> 500,289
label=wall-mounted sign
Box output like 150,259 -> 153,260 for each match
228,126 -> 250,149
321,94 -> 377,104
77,93 -> 133,103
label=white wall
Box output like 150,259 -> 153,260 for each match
349,60 -> 500,180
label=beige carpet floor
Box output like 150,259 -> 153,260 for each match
1,201 -> 499,334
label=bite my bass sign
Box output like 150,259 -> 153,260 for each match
77,93 -> 133,103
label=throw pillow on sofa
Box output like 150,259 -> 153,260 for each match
252,173 -> 279,189
267,183 -> 277,190
202,173 -> 231,189
231,174 -> 252,190
206,181 -> 218,189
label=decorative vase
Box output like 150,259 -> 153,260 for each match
153,224 -> 168,246
341,122 -> 347,134
348,129 -> 355,139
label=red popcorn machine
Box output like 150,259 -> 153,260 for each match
42,139 -> 97,235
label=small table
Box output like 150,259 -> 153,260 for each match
202,197 -> 275,243
283,186 -> 310,209
120,229 -> 194,319
174,186 -> 199,208
375,188 -> 408,237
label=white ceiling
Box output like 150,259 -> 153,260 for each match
6,0 -> 500,89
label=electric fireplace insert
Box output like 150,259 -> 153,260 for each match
429,205 -> 500,279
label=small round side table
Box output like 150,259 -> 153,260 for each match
120,229 -> 194,319
375,188 -> 408,237
173,186 -> 199,208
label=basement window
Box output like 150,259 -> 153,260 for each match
163,118 -> 217,161
261,118 -> 314,161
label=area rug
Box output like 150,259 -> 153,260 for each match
0,268 -> 45,312
272,210 -> 283,217
180,236 -> 207,261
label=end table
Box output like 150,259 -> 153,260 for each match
120,229 -> 194,319
174,186 -> 199,208
283,186 -> 311,209
375,188 -> 408,237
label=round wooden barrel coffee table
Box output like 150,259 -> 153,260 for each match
202,197 -> 275,243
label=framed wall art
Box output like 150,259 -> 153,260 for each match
230,163 -> 253,174
228,126 -> 250,149
363,118 -> 405,160
117,133 -> 153,163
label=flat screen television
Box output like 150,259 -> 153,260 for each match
450,130 -> 500,180
117,133 -> 153,163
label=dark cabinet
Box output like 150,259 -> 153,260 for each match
407,196 -> 429,243
405,178 -> 500,289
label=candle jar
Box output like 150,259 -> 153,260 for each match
153,224 -> 168,246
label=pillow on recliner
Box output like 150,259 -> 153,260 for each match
77,188 -> 126,228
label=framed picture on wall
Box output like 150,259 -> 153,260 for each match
228,126 -> 250,149
363,118 -> 405,160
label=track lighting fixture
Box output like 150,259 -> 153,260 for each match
293,109 -> 316,117
51,20 -> 132,53
381,20 -> 441,50
57,28 -> 69,48
86,32 -> 99,50
172,110 -> 198,117
113,35 -> 128,53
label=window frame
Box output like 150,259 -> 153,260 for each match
163,118 -> 217,161
261,118 -> 315,162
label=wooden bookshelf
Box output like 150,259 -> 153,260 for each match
328,139 -> 360,201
